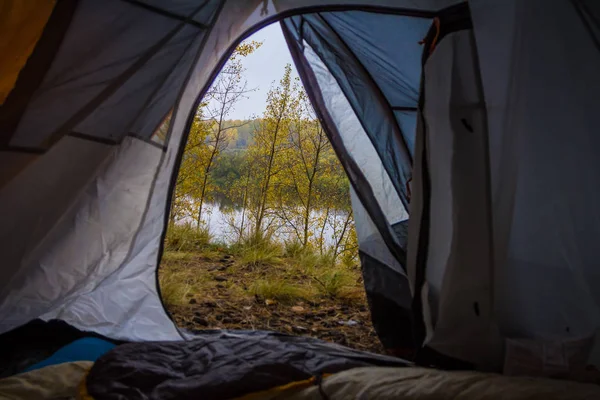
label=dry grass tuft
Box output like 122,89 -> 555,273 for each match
165,223 -> 211,252
159,269 -> 192,306
236,232 -> 283,267
251,278 -> 313,304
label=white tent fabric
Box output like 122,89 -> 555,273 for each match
38,136 -> 179,340
0,0 -> 459,341
471,0 -> 600,365
1,0 -> 600,373
414,29 -> 501,369
407,0 -> 600,368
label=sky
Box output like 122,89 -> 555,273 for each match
219,23 -> 299,120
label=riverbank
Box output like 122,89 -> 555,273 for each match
159,249 -> 384,354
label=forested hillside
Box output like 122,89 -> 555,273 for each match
219,119 -> 258,149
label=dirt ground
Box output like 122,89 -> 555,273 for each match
160,251 -> 385,354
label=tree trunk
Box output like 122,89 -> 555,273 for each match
255,114 -> 284,238
197,103 -> 226,229
318,206 -> 330,255
238,167 -> 252,242
333,211 -> 353,262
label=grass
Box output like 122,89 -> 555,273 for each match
282,242 -> 359,300
235,231 -> 283,267
313,267 -> 357,299
159,269 -> 193,306
159,227 -> 364,310
165,223 -> 211,252
159,249 -> 217,306
284,241 -> 335,273
161,251 -> 196,262
157,221 -> 376,352
250,278 -> 312,304
283,240 -> 304,258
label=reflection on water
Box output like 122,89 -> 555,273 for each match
179,203 -> 350,247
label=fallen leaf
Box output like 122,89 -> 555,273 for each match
265,299 -> 277,306
291,306 -> 305,313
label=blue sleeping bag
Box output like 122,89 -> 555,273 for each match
24,337 -> 116,372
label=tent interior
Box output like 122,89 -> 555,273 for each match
1,0 -> 600,398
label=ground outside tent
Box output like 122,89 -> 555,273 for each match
160,247 -> 384,354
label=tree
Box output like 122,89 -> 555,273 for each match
181,41 -> 261,228
314,150 -> 356,259
246,64 -> 301,238
274,91 -> 332,248
226,152 -> 255,242
171,109 -> 212,224
170,54 -> 359,265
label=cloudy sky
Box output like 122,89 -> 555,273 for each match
216,22 -> 299,120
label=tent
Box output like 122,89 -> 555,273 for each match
1,0 -> 599,375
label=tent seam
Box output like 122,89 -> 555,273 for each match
282,23 -> 408,269
318,12 -> 416,167
153,0 -> 228,339
42,1 -> 210,150
299,14 -> 414,209
120,0 -> 210,29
